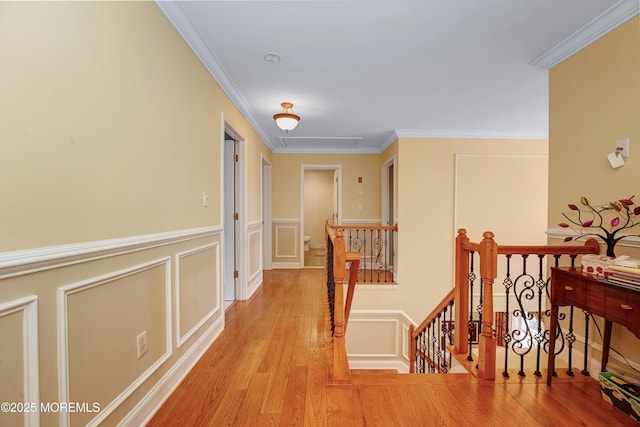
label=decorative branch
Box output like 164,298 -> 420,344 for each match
558,196 -> 640,257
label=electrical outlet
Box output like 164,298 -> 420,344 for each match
616,138 -> 629,158
136,331 -> 148,359
202,191 -> 209,207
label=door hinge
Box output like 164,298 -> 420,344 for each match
233,154 -> 239,162
233,270 -> 239,278
233,212 -> 239,220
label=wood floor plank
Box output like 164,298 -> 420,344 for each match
326,385 -> 365,427
279,365 -> 308,426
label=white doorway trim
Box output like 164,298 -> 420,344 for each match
262,155 -> 272,270
300,164 -> 342,266
381,155 -> 396,227
223,120 -> 248,301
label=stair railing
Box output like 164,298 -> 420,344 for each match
455,229 -> 601,380
409,289 -> 455,373
414,228 -> 601,381
325,222 -> 361,384
341,224 -> 398,283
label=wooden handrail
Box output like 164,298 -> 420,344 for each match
331,224 -> 398,232
327,222 -> 398,284
409,288 -> 455,373
496,239 -> 600,255
411,288 -> 456,339
344,252 -> 360,331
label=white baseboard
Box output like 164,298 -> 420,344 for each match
272,262 -> 302,269
349,360 -> 410,373
246,270 -> 263,300
118,316 -> 225,427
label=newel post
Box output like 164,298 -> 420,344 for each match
477,231 -> 497,380
454,229 -> 470,355
331,229 -> 351,383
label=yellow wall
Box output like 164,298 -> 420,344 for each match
272,153 -> 382,220
0,2 -> 269,425
0,2 -> 270,251
549,16 -> 640,374
350,138 -> 548,321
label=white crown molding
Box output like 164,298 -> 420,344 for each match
380,132 -> 399,152
154,1 -> 276,151
530,0 -> 640,70
394,129 -> 547,140
270,146 -> 383,154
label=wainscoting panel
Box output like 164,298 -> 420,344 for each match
0,295 -> 39,427
273,219 -> 300,268
58,258 -> 172,427
175,243 -> 220,348
346,310 -> 413,373
0,227 -> 227,426
247,222 -> 263,298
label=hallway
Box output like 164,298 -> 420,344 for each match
147,269 -> 634,426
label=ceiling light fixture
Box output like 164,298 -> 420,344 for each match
273,102 -> 300,131
263,52 -> 281,63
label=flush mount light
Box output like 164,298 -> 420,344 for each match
264,52 -> 281,63
273,102 -> 300,131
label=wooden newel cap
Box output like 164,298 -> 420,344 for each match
482,231 -> 495,240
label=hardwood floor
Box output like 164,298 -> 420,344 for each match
147,269 -> 635,426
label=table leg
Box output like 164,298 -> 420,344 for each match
601,320 -> 612,372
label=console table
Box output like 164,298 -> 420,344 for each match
547,267 -> 640,386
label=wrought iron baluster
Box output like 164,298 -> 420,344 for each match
448,301 -> 453,369
437,313 -> 442,372
565,306 -> 576,376
327,238 -> 336,335
511,254 -> 535,378
468,251 -> 476,361
502,255 -> 513,378
545,254 -> 569,379
477,276 -> 483,371
533,255 -> 546,377
433,319 -> 438,372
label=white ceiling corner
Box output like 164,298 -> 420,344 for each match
530,0 -> 640,70
156,0 -> 636,154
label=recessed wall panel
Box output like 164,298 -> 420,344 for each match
176,244 -> 219,347
60,258 -> 171,426
0,310 -> 25,426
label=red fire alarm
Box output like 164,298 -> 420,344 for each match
358,177 -> 362,183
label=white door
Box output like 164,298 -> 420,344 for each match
223,137 -> 237,308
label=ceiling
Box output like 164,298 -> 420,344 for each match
157,0 -> 637,154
